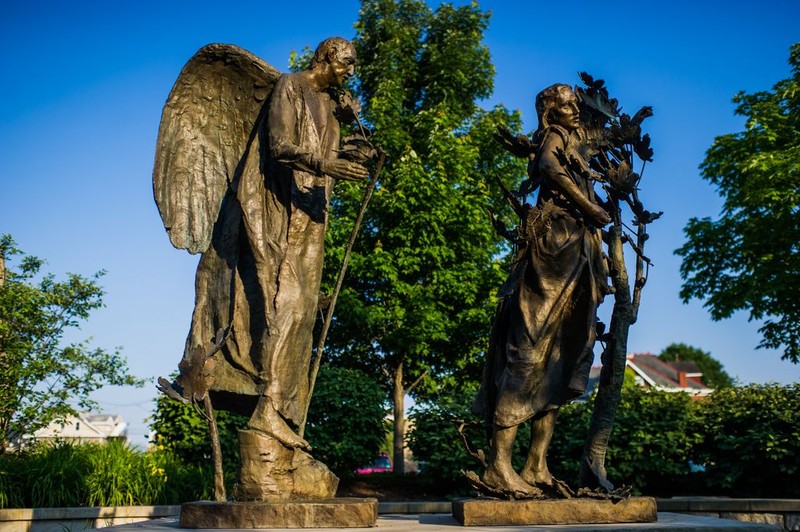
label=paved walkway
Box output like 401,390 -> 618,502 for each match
110,512 -> 780,531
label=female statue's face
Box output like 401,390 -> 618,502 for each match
549,88 -> 581,131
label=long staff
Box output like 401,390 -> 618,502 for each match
299,147 -> 386,438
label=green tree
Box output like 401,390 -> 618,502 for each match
0,235 -> 143,451
321,0 -> 525,475
658,343 -> 734,389
676,42 -> 800,363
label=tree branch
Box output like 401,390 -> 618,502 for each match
406,368 -> 429,394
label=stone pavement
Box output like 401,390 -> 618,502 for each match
110,512 -> 781,531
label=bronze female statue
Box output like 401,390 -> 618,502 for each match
474,84 -> 611,497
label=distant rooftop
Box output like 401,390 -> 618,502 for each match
627,353 -> 711,394
580,352 -> 714,400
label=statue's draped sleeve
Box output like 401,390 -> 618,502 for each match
152,44 -> 281,254
267,76 -> 323,175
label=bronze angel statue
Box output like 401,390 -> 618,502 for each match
153,37 -> 371,500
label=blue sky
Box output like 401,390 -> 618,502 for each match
2,0 -> 799,448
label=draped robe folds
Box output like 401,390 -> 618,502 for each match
178,73 -> 340,427
474,125 -> 608,428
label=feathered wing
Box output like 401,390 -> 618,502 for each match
153,43 -> 281,254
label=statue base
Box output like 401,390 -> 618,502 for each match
179,498 -> 378,528
233,429 -> 338,501
452,496 -> 657,526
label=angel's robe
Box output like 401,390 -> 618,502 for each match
473,125 -> 608,428
179,72 -> 340,426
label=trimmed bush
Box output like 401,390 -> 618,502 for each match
409,382 -> 799,497
697,383 -> 800,497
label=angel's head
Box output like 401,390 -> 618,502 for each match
536,83 -> 580,132
312,37 -> 357,88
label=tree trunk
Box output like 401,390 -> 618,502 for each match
579,224 -> 633,490
392,362 -> 405,475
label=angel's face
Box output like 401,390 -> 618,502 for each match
327,46 -> 356,87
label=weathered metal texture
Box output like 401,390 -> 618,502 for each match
453,497 -> 657,526
180,498 -> 378,528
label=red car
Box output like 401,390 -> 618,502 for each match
356,453 -> 393,475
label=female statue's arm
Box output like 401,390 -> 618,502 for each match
538,132 -> 611,227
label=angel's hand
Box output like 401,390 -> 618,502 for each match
319,158 -> 369,181
341,91 -> 362,115
334,91 -> 362,123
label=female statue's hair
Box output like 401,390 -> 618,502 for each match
535,83 -> 573,130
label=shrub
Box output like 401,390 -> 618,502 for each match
149,393 -> 246,480
411,380 -> 707,497
0,443 -> 88,507
407,386 -> 536,494
407,388 -> 480,490
561,385 -> 705,496
697,383 -> 800,497
304,365 -> 389,477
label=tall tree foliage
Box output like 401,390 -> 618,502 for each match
676,42 -> 800,363
0,235 -> 142,451
321,0 -> 525,473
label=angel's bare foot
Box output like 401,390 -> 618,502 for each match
247,399 -> 311,451
482,463 -> 541,497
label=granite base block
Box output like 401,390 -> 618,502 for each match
179,498 -> 378,529
452,496 -> 658,526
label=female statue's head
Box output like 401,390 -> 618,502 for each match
535,84 -> 581,132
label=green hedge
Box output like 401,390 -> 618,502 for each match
698,384 -> 800,497
4,383 -> 797,507
409,383 -> 800,497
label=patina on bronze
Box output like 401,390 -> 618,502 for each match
472,84 -> 612,499
153,37 -> 372,504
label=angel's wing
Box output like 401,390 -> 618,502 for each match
153,43 -> 281,254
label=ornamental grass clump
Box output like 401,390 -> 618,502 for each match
0,440 -> 214,508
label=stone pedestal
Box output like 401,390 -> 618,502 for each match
452,496 -> 657,526
233,429 -> 338,501
179,498 -> 378,528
